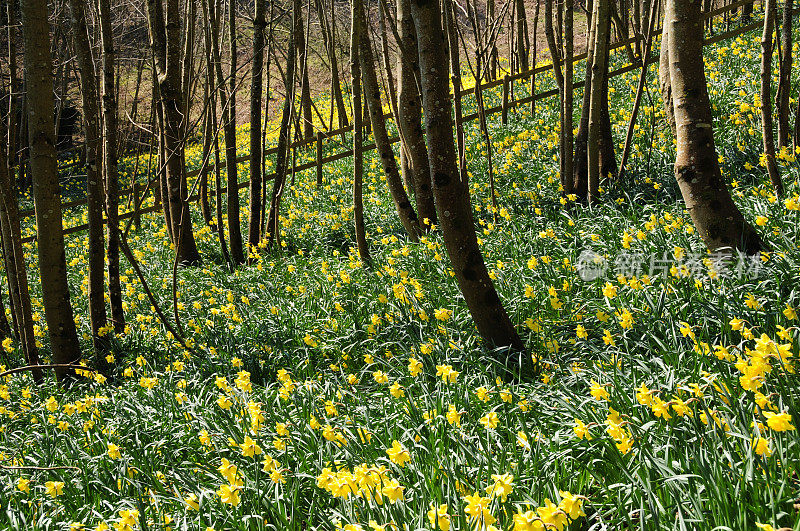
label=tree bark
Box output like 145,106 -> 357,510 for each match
70,0 -> 108,354
317,0 -> 349,128
248,0 -> 267,249
410,0 -> 527,365
587,0 -> 610,203
573,1 -> 616,201
563,0 -> 574,195
21,0 -> 82,380
146,0 -> 202,265
98,0 -> 125,333
352,0 -> 370,263
296,1 -> 313,139
742,1 -> 753,22
663,0 -> 764,254
397,0 -> 437,228
199,79 -> 214,225
225,0 -> 245,263
357,0 -> 422,242
761,0 -> 783,197
776,0 -> 792,148
515,0 -> 529,72
0,139 -> 40,380
266,0 -> 297,248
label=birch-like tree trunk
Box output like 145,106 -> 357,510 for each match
663,0 -> 764,254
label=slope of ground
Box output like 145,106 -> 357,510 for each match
1,15 -> 799,531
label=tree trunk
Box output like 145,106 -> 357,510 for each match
410,0 -> 528,365
98,0 -> 125,333
225,0 -> 245,263
398,0 -> 437,227
357,0 -> 422,242
515,0 -> 529,72
248,0 -> 267,249
573,1 -> 616,201
659,6 -> 676,136
776,0 -> 792,148
544,0 -> 566,183
266,0 -> 297,248
296,1 -> 313,139
199,80 -> 214,225
761,0 -> 783,197
487,0 -> 498,81
351,0 -> 370,263
587,0 -> 610,203
618,0 -> 659,180
563,0 -> 574,195
70,0 -> 108,354
318,0 -> 349,129
0,140 -> 40,380
146,0 -> 202,265
200,0 -> 233,267
445,0 -> 468,185
663,0 -> 764,254
21,0 -> 82,380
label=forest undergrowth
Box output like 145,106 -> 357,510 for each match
1,18 -> 800,531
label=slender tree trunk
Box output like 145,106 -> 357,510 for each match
352,0 -> 370,262
563,0 -> 574,195
618,0 -> 659,180
445,0 -> 468,185
357,0 -> 422,242
7,2 -> 18,179
663,0 -> 764,254
297,1 -> 313,139
515,0 -> 529,72
98,0 -> 124,333
776,0 -> 792,148
146,0 -> 202,265
248,0 -> 267,249
761,0 -> 783,196
70,0 -> 108,353
573,2 -> 595,199
530,0 -> 539,116
587,0 -> 610,203
199,80 -> 214,225
318,0 -> 349,128
266,0 -> 297,248
21,0 -> 82,380
225,0 -> 245,263
545,0 -> 569,187
398,0 -> 437,227
573,0 -> 616,201
0,140 -> 40,379
410,0 -> 527,366
659,5 -> 676,136
487,0 -> 498,80
152,60 -> 173,240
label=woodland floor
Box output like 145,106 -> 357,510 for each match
1,13 -> 800,531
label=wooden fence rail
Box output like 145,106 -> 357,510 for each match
19,0 -> 756,243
